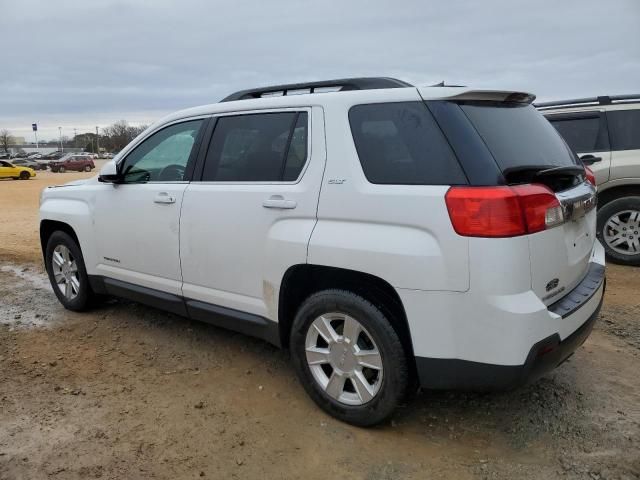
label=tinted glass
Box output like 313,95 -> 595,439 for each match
460,103 -> 577,170
607,109 -> 640,151
202,112 -> 307,182
349,102 -> 467,185
547,116 -> 608,153
283,113 -> 308,181
120,120 -> 203,183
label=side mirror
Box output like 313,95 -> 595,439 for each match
98,160 -> 123,183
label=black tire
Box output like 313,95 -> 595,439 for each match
58,166 -> 65,173
19,171 -> 30,180
597,196 -> 640,266
45,231 -> 95,311
84,165 -> 91,172
289,289 -> 409,427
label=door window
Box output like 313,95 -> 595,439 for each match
201,112 -> 308,182
546,115 -> 609,153
120,120 -> 203,183
607,109 -> 640,151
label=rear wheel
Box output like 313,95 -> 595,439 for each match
19,171 -> 30,180
597,196 -> 640,266
45,231 -> 94,311
289,289 -> 409,426
58,166 -> 66,173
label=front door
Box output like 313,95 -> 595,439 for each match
180,108 -> 324,319
546,111 -> 611,184
92,118 -> 205,295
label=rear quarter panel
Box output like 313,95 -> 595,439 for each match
308,92 -> 469,292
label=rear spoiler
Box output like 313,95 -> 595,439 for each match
443,90 -> 536,104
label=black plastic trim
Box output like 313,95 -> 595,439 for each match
535,94 -> 640,110
415,279 -> 604,390
88,276 -> 280,346
221,77 -> 412,102
548,263 -> 605,318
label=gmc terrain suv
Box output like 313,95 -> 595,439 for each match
40,78 -> 605,426
537,95 -> 640,265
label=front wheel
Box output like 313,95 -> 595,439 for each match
19,171 -> 30,180
45,231 -> 94,311
598,196 -> 640,266
290,289 -> 409,426
84,165 -> 92,172
58,166 -> 66,173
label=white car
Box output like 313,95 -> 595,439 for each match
39,77 -> 605,426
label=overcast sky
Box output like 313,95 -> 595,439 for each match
2,0 -> 639,141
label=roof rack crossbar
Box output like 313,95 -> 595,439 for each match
535,94 -> 640,109
220,77 -> 412,102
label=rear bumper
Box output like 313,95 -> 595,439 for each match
414,260 -> 606,390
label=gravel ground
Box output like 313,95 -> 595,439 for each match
0,172 -> 639,479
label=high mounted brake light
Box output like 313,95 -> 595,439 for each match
445,184 -> 564,238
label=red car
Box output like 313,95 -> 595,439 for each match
49,154 -> 96,173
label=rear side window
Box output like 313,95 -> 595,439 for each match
349,102 -> 467,185
607,109 -> 640,151
460,103 -> 577,171
202,112 -> 308,182
546,115 -> 609,153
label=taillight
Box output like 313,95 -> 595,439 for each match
445,184 -> 564,238
584,166 -> 596,187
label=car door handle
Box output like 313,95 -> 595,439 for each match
579,154 -> 602,165
154,192 -> 176,204
262,195 -> 297,209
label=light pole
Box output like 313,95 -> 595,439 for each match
73,128 -> 77,148
96,126 -> 100,155
58,126 -> 63,153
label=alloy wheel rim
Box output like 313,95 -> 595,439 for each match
305,312 -> 383,406
603,210 -> 640,256
51,245 -> 80,300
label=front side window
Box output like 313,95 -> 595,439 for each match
546,115 -> 609,153
349,102 -> 467,185
201,112 -> 308,182
120,120 -> 203,183
607,109 -> 640,151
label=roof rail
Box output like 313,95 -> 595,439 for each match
535,94 -> 640,110
220,77 -> 412,102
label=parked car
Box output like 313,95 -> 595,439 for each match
49,154 -> 95,173
11,158 -> 48,170
81,152 -> 99,159
100,152 -> 114,159
27,153 -> 44,160
537,94 -> 640,265
40,77 -> 605,426
44,151 -> 65,160
0,152 -> 10,159
0,160 -> 36,180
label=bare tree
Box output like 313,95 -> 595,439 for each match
0,129 -> 12,153
102,120 -> 148,151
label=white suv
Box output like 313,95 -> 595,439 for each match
40,78 -> 605,426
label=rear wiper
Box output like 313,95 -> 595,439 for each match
502,165 -> 584,184
534,165 -> 585,178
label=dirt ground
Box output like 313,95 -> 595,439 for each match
1,172 -> 639,480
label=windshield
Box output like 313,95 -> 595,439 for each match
460,103 -> 577,171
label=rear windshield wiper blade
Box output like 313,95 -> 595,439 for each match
502,165 -> 584,183
534,165 -> 585,178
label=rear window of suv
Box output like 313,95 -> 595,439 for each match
349,102 -> 467,185
459,103 -> 578,171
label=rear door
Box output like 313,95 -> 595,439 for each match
455,102 -> 597,304
179,107 -> 325,320
545,111 -> 611,184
